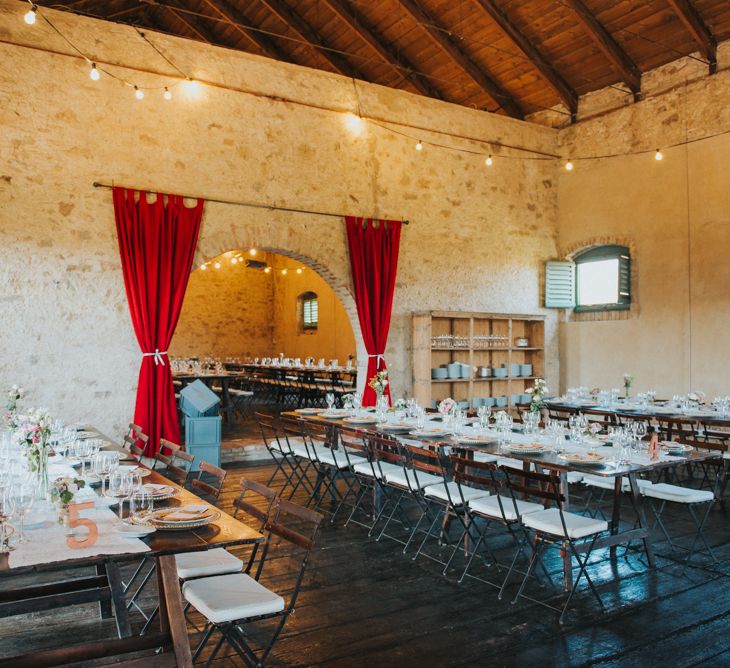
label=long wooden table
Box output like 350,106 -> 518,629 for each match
286,411 -> 721,590
0,439 -> 261,667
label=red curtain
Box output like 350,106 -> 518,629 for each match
113,187 -> 204,455
345,217 -> 402,406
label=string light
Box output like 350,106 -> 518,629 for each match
485,155 -> 493,167
89,63 -> 100,81
200,263 -> 207,271
415,140 -> 423,152
23,4 -> 36,25
564,159 -> 574,171
164,87 -> 172,100
655,148 -> 664,161
249,248 -> 257,256
296,267 -> 303,274
231,257 -> 238,264
264,267 -> 271,274
134,85 -> 144,100
213,261 -> 221,269
281,268 -> 288,275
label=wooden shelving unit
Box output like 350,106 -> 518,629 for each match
412,311 -> 545,410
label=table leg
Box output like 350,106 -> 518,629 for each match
96,563 -> 112,619
628,472 -> 656,568
157,554 -> 193,667
105,560 -> 132,638
559,470 -> 572,591
610,475 -> 622,557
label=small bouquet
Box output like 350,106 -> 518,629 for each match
438,398 -> 456,415
687,391 -> 706,405
4,384 -> 24,429
17,408 -> 53,473
368,370 -> 389,397
623,374 -> 634,397
590,387 -> 600,398
342,393 -> 356,409
50,476 -> 86,524
526,378 -> 548,413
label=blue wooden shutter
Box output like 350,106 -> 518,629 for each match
545,261 -> 576,308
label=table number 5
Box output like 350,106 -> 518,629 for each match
66,501 -> 98,548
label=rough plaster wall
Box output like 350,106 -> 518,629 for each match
557,47 -> 730,398
0,1 -> 559,437
270,255 -> 356,363
170,252 -> 274,359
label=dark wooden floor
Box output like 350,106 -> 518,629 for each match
2,460 -> 730,667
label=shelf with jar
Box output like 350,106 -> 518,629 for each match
412,311 -> 545,411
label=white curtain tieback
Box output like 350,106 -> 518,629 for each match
142,349 -> 168,366
367,354 -> 386,365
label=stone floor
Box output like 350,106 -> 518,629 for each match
2,461 -> 730,666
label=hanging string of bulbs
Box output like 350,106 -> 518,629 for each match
198,248 -> 305,275
19,1 -> 730,172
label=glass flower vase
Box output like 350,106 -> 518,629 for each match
33,449 -> 50,501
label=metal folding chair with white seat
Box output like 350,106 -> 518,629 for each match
185,498 -> 323,667
256,412 -> 304,495
500,466 -> 609,624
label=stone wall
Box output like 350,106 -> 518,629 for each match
557,47 -> 730,397
0,0 -> 559,437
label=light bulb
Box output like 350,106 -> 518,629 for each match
213,261 -> 221,269
345,113 -> 364,136
264,267 -> 271,274
231,257 -> 238,264
249,248 -> 257,256
90,63 -> 100,81
655,148 -> 663,161
24,6 -> 36,24
200,264 -> 207,271
564,159 -> 574,171
415,140 -> 423,152
164,87 -> 172,100
134,86 -> 144,100
281,269 -> 288,276
296,267 -> 303,274
485,155 -> 493,167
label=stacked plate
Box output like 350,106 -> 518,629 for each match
503,442 -> 546,454
451,434 -> 496,445
118,465 -> 152,478
143,483 -> 178,501
131,504 -> 220,531
660,442 -> 692,455
294,408 -> 320,415
376,422 -> 413,432
558,452 -> 607,466
409,427 -> 450,439
343,415 -> 379,425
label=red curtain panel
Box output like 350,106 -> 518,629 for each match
345,217 -> 402,406
113,187 -> 204,454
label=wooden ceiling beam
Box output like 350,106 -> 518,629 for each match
471,0 -> 578,116
665,0 -> 717,73
199,0 -> 292,62
165,4 -> 218,44
320,0 -> 442,99
257,0 -> 366,80
563,0 -> 642,95
398,0 -> 523,118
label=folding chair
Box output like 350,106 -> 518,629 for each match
500,466 -> 609,624
122,423 -> 149,459
188,460 -> 227,503
185,499 -> 323,667
153,438 -> 195,486
341,430 -> 385,532
278,416 -> 320,501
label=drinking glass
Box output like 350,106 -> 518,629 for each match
325,393 -> 335,411
129,489 -> 154,522
13,482 -> 34,543
477,405 -> 491,431
75,440 -> 92,477
95,451 -> 119,497
108,471 -> 134,521
0,488 -> 16,553
415,407 -> 426,430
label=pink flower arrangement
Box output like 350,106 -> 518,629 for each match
438,398 -> 456,415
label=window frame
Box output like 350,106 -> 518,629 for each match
574,244 -> 631,313
299,291 -> 319,331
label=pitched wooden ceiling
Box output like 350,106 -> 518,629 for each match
39,0 -> 730,122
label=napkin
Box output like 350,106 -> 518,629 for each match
160,504 -> 210,522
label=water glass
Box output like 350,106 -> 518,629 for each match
477,405 -> 491,431
13,482 -> 34,543
108,471 -> 134,521
325,393 -> 335,410
129,489 -> 154,521
0,488 -> 16,553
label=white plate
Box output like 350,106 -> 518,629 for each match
504,443 -> 546,454
343,416 -> 379,425
558,452 -> 607,466
118,465 -> 151,477
294,408 -> 320,415
409,429 -> 450,439
116,522 -> 156,538
451,434 -> 497,445
377,422 -> 413,432
320,410 -> 352,419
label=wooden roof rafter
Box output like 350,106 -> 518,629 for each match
397,0 -> 524,119
199,0 -> 293,62
470,0 -> 578,118
257,0 -> 367,80
562,0 -> 642,97
665,0 -> 718,73
320,0 -> 444,99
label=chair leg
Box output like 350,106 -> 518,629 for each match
511,538 -> 544,605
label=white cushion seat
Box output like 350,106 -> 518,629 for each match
229,389 -> 253,397
642,483 -> 714,504
353,461 -> 401,479
522,508 -> 608,539
566,472 -> 584,484
496,458 -> 523,470
183,572 -> 284,624
468,495 -> 544,521
583,475 -> 653,493
423,481 -> 490,504
175,548 -> 243,579
473,452 -> 498,463
385,469 -> 443,490
317,450 -> 367,469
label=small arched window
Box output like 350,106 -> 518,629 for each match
298,291 -> 318,331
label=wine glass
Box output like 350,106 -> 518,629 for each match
108,470 -> 134,520
325,393 -> 335,411
13,482 -> 34,543
0,488 -> 16,553
94,452 -> 119,497
129,489 -> 154,523
477,405 -> 491,431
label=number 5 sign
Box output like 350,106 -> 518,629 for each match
66,501 -> 99,548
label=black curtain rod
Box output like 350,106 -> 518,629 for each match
92,181 -> 409,224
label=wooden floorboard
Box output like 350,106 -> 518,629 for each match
1,459 -> 730,666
